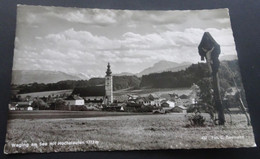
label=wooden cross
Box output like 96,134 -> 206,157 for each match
198,32 -> 225,125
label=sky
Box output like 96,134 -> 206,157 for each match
13,5 -> 237,77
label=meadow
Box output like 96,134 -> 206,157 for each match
18,87 -> 191,99
18,89 -> 73,98
4,113 -> 255,154
114,87 -> 191,97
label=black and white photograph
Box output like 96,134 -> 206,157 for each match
4,5 -> 256,154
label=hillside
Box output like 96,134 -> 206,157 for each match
140,63 -> 209,88
139,60 -> 242,89
137,60 -> 191,77
11,70 -> 89,84
114,72 -> 135,76
16,75 -> 141,94
13,60 -> 242,94
74,76 -> 141,90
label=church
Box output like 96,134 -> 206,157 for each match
72,63 -> 113,105
105,62 -> 113,104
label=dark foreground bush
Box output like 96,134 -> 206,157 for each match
186,113 -> 206,127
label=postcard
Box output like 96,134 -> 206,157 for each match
4,5 -> 256,154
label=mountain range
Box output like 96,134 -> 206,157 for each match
12,57 -> 236,85
11,70 -> 89,85
11,61 -> 192,84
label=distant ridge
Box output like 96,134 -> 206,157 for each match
137,60 -> 192,77
11,70 -> 89,84
114,72 -> 135,76
12,60 -> 193,84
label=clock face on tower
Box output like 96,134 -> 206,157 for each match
106,77 -> 110,85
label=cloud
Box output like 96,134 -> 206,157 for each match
216,18 -> 230,24
18,5 -> 230,29
14,6 -> 236,76
17,5 -> 119,28
13,26 -> 236,76
205,28 -> 235,46
44,7 -> 118,26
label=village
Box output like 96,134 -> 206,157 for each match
9,84 -> 241,115
8,86 -> 198,114
9,62 -> 242,115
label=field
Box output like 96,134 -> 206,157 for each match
18,89 -> 73,98
4,113 -> 256,154
17,88 -> 190,99
8,110 -> 150,120
113,87 -> 192,101
114,88 -> 191,97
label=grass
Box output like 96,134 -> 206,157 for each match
18,87 -> 189,99
19,90 -> 73,98
113,87 -> 191,101
114,87 -> 191,96
4,113 -> 255,154
8,110 -> 151,120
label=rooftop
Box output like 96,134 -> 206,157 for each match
65,95 -> 83,100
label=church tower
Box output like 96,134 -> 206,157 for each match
105,63 -> 113,104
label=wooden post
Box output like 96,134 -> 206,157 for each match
198,32 -> 225,125
212,71 -> 225,125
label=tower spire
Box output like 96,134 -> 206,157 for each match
106,62 -> 112,76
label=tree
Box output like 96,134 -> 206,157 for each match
32,98 -> 49,110
54,98 -> 67,110
196,78 -> 216,123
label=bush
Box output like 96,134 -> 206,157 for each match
186,113 -> 206,127
139,105 -> 157,112
187,106 -> 196,113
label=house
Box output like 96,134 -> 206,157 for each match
8,104 -> 16,111
132,94 -> 161,107
172,105 -> 187,113
15,101 -> 33,110
127,94 -> 139,101
179,94 -> 189,99
135,97 -> 152,106
223,87 -> 243,108
174,94 -> 195,107
175,98 -> 184,107
161,101 -> 175,108
161,93 -> 179,101
161,101 -> 169,107
147,94 -> 161,107
65,95 -> 85,106
120,105 -> 125,111
135,97 -> 145,105
72,86 -> 105,104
